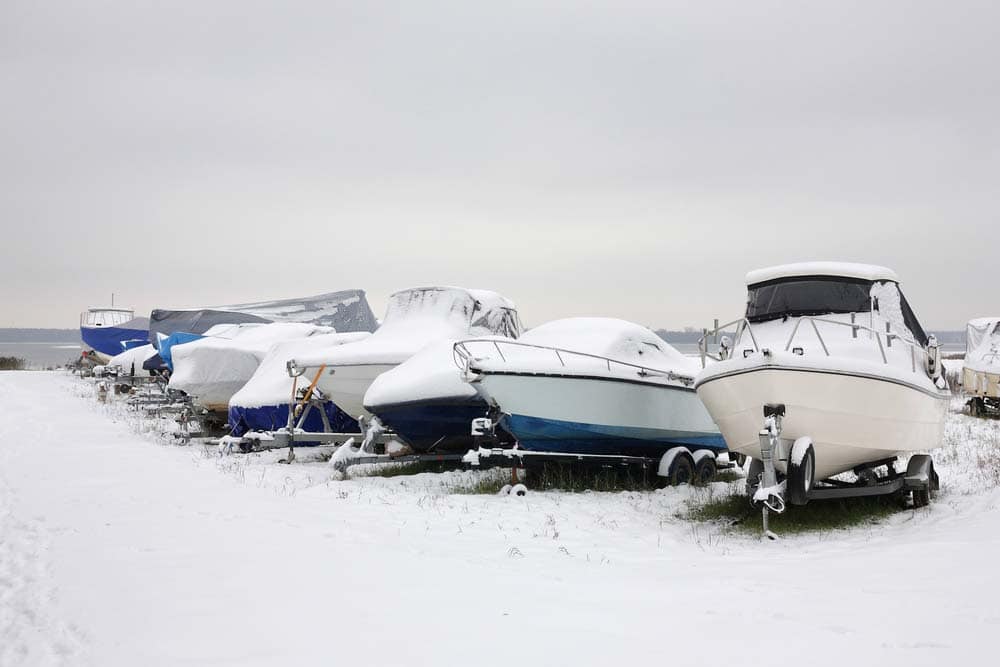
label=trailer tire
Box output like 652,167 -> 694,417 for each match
665,452 -> 695,486
786,438 -> 815,506
693,456 -> 717,486
912,487 -> 930,508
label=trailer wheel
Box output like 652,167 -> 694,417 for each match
912,487 -> 930,508
665,453 -> 695,486
511,483 -> 528,497
693,456 -> 717,486
786,438 -> 815,506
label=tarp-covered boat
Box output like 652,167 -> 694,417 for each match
228,332 -> 372,437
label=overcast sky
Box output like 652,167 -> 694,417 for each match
2,1 -> 997,330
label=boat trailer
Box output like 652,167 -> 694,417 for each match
752,403 -> 939,539
462,417 -> 733,487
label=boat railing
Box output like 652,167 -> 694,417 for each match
699,314 -> 933,375
453,339 -> 696,386
783,315 -> 930,372
698,318 -> 759,367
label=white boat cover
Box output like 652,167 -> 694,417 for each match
230,331 -> 373,410
965,318 -> 1000,373
168,323 -> 336,409
104,344 -> 158,375
293,287 -> 520,368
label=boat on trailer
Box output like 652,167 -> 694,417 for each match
456,318 -> 728,485
228,331 -> 372,439
363,337 -> 517,454
80,306 -> 150,363
694,262 -> 948,530
289,287 -> 521,421
962,317 -> 1000,417
167,322 -> 337,414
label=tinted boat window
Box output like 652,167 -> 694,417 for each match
746,277 -> 873,323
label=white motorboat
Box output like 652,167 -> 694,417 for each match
290,287 -> 521,421
962,317 -> 1000,417
694,262 -> 949,508
456,318 -> 726,480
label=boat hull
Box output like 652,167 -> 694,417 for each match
366,398 -> 497,453
313,363 -> 396,421
228,401 -> 359,442
80,324 -> 149,362
473,373 -> 726,457
696,364 -> 949,480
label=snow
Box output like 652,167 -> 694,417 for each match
465,317 -> 701,379
229,331 -> 372,409
363,336 -> 509,408
293,287 -> 519,368
746,261 -> 900,285
2,372 -> 1000,665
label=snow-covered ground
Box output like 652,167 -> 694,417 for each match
2,371 -> 999,666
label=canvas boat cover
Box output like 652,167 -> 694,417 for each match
965,318 -> 1000,374
293,287 -> 521,368
148,289 -> 378,344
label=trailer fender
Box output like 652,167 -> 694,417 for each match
657,447 -> 693,478
691,449 -> 716,465
904,454 -> 935,491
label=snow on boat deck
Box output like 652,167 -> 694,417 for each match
2,371 -> 999,665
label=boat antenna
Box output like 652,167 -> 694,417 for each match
111,292 -> 115,308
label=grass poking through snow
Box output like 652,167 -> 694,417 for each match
682,483 -> 908,535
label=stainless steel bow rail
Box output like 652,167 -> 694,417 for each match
453,339 -> 696,386
698,316 -> 939,377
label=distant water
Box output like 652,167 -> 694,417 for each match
0,342 -> 82,368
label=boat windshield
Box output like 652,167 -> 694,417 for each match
82,309 -> 134,327
746,277 -> 873,323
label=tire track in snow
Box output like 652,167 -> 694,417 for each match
0,376 -> 87,666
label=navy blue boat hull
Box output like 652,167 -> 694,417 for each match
368,398 -> 501,453
500,413 -> 728,458
228,401 -> 359,446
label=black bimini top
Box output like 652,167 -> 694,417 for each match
745,275 -> 929,346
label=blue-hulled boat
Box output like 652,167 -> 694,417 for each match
456,318 -> 727,458
79,307 -> 150,363
227,331 -> 371,442
364,337 -> 517,453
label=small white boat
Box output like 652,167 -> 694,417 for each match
694,262 -> 949,507
290,287 -> 521,420
457,318 -> 726,461
962,317 -> 1000,416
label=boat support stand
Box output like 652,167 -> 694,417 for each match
757,404 -> 787,540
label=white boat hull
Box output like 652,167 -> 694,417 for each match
313,363 -> 396,421
473,372 -> 725,455
696,364 -> 949,480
